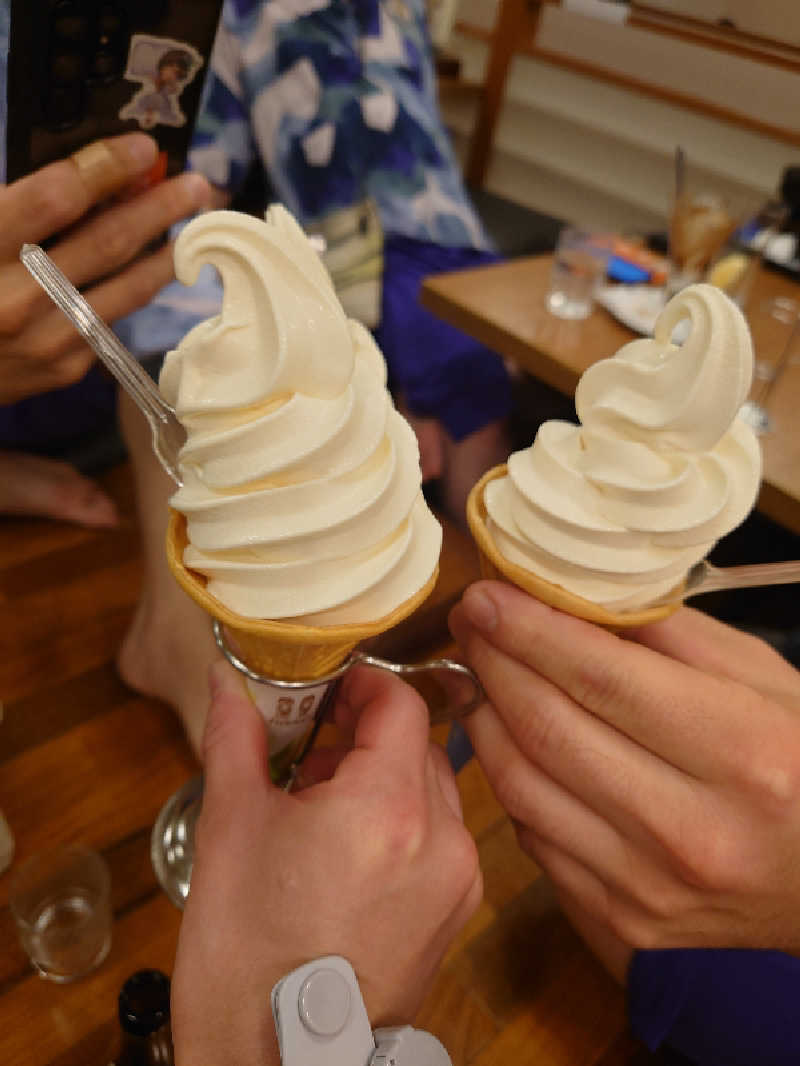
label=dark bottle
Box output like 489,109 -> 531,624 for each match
111,969 -> 174,1065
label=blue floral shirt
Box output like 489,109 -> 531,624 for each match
189,0 -> 490,250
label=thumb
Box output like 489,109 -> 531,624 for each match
202,661 -> 271,809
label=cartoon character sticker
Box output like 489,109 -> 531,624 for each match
119,34 -> 203,130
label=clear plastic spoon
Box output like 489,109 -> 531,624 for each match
19,243 -> 184,484
672,558 -> 800,604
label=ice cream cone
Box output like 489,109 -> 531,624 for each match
466,466 -> 683,629
166,510 -> 439,680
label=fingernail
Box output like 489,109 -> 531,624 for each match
122,133 -> 158,168
462,585 -> 498,633
208,660 -> 233,699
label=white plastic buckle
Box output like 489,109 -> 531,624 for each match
272,957 -> 452,1066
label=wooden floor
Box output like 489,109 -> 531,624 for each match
0,459 -> 658,1066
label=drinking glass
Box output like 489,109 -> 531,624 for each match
742,294 -> 800,387
9,845 -> 112,982
546,227 -> 609,320
667,156 -> 768,297
710,200 -> 789,315
740,309 -> 800,434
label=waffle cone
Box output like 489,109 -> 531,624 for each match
166,510 -> 439,679
466,466 -> 682,629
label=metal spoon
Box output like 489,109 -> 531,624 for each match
19,243 -> 184,484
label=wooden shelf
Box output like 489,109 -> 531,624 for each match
454,0 -> 800,190
629,3 -> 800,71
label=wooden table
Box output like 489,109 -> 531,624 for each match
0,461 -> 655,1066
422,255 -> 800,536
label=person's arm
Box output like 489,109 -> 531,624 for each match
450,586 -> 800,1062
171,661 -> 482,1066
449,583 -> 800,956
0,132 -> 211,404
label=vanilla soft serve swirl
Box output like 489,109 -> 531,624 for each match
485,284 -> 761,609
160,206 -> 441,622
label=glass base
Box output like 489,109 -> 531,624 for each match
31,930 -> 111,982
150,775 -> 203,910
150,747 -> 306,910
545,290 -> 593,320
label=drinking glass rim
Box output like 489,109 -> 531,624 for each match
9,843 -> 111,926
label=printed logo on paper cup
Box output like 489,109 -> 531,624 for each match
246,678 -> 330,754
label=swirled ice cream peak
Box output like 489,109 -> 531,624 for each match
160,205 -> 441,623
576,282 -> 753,451
484,284 -> 761,610
164,206 -> 352,415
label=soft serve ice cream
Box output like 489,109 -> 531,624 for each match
159,205 -> 441,624
479,283 -> 761,612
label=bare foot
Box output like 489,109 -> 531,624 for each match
0,451 -> 119,527
116,390 -> 219,760
117,588 -> 217,760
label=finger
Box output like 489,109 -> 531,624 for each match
522,832 -> 619,940
464,691 -> 671,907
626,606 -> 800,707
49,171 -> 211,288
0,133 -> 158,259
456,616 -> 722,862
453,582 -> 765,782
7,240 -> 178,395
422,748 -> 484,936
525,833 -> 694,952
202,661 -> 274,814
427,742 -> 463,821
464,696 -> 608,847
3,229 -> 187,400
79,239 -> 179,322
336,665 -> 431,784
0,338 -> 95,402
293,745 -> 350,789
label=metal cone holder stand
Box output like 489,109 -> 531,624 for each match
152,621 -> 485,908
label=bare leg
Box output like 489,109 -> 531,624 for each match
439,417 -> 510,528
395,398 -> 445,483
116,390 -> 218,759
396,395 -> 509,526
0,451 -> 119,527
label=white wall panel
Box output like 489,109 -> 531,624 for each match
442,4 -> 800,235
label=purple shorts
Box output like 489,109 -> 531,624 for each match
0,367 -> 116,454
629,948 -> 800,1064
375,237 -> 512,442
